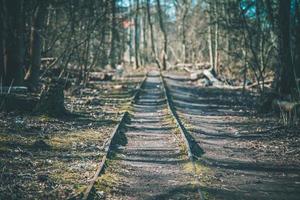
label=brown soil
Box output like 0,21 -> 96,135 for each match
164,71 -> 300,200
1,69 -> 299,200
0,72 -> 144,199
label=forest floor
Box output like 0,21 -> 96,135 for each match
0,70 -> 145,199
0,69 -> 299,200
164,71 -> 300,200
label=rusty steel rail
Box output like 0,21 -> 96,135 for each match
160,73 -> 205,200
82,75 -> 147,200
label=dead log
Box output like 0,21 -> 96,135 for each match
41,57 -> 56,62
202,70 -> 224,86
176,63 -> 211,69
89,72 -> 114,81
187,66 -> 274,90
243,79 -> 273,89
186,67 -> 224,86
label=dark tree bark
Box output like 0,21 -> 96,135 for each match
146,0 -> 160,68
0,0 -> 5,84
24,2 -> 47,88
109,0 -> 118,69
182,0 -> 189,63
295,0 -> 300,80
134,0 -> 140,69
265,0 -> 275,29
156,0 -> 168,70
142,8 -> 148,64
3,0 -> 25,86
278,0 -> 295,95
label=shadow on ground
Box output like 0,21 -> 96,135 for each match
164,73 -> 300,200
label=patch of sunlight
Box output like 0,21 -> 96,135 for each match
183,161 -> 215,186
119,102 -> 131,113
181,118 -> 196,130
94,172 -> 120,193
0,133 -> 33,146
73,184 -> 87,194
33,115 -> 53,122
49,129 -> 109,149
50,169 -> 78,184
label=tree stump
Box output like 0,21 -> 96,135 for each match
35,78 -> 66,116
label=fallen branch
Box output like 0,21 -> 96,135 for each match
177,63 -> 210,69
186,68 -> 225,87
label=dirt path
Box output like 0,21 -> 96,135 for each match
164,72 -> 300,200
95,71 -> 200,200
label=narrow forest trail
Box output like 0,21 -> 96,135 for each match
94,71 -> 200,200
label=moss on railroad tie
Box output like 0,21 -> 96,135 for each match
183,161 -> 215,186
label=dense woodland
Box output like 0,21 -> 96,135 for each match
0,0 -> 299,94
1,1 -> 300,199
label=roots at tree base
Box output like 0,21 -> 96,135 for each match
35,78 -> 67,116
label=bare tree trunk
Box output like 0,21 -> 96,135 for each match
134,0 -> 140,69
182,0 -> 189,63
142,9 -> 148,64
156,0 -> 168,70
242,47 -> 248,94
100,0 -> 109,68
109,0 -> 118,69
207,7 -> 214,73
147,0 -> 160,68
83,32 -> 91,84
265,0 -> 275,28
214,1 -> 218,75
278,0 -> 295,95
0,1 -> 5,84
25,2 -> 47,88
295,0 -> 300,80
4,0 -> 25,86
224,1 -> 230,64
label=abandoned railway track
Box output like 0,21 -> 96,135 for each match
83,70 -> 203,200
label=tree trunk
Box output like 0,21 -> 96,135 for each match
214,1 -> 218,75
134,0 -> 140,69
182,1 -> 189,63
146,0 -> 160,68
128,0 -> 133,64
207,5 -> 214,73
295,0 -> 300,81
109,0 -> 118,69
156,0 -> 168,70
0,1 -> 5,84
24,2 -> 47,88
265,0 -> 275,29
4,0 -> 25,86
142,9 -> 148,64
278,0 -> 295,95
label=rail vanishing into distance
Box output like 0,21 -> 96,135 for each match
83,71 -> 204,200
